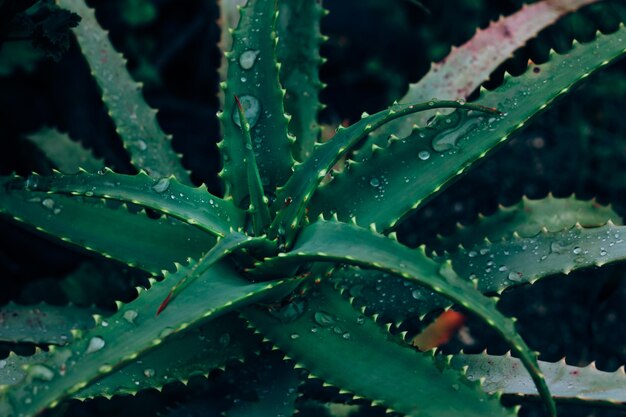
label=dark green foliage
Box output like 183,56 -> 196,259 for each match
1,1 -> 626,417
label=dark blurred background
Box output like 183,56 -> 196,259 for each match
1,0 -> 626,416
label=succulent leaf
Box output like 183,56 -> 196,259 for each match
219,0 -> 293,205
0,176 -> 214,273
0,303 -> 97,346
450,352 -> 626,405
75,314 -> 259,399
269,101 -> 499,246
361,0 -> 601,148
311,25 -> 626,232
277,0 -> 325,161
234,95 -> 271,235
55,0 -> 190,183
246,281 -> 516,417
434,195 -> 622,254
0,255 -> 296,417
13,170 -> 244,237
254,220 -> 556,416
25,128 -> 104,174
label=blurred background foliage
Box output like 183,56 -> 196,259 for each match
1,0 -> 626,416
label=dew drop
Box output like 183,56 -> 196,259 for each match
41,198 -> 55,210
342,332 -> 351,340
137,140 -> 147,151
356,315 -> 365,325
600,249 -> 607,256
152,178 -> 170,193
314,311 -> 335,327
29,364 -> 54,381
123,310 -> 138,324
232,95 -> 261,128
143,368 -> 155,378
572,246 -> 582,255
290,333 -> 300,340
411,289 -> 425,300
498,265 -> 508,272
86,337 -> 105,354
369,177 -> 380,187
418,150 -> 430,160
239,50 -> 260,70
508,271 -> 523,282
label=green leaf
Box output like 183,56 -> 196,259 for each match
245,281 -> 516,417
447,222 -> 626,292
277,0 -> 325,161
0,303 -> 96,346
0,247 -> 296,417
360,0 -> 601,149
76,314 -> 259,399
254,220 -> 556,416
450,353 -> 626,405
311,25 -> 626,232
25,128 -> 104,174
15,170 -> 244,237
434,195 -> 622,254
56,0 -> 190,183
269,101 -> 499,246
335,221 -> 626,327
0,176 -> 214,274
218,0 -> 293,205
234,95 -> 271,235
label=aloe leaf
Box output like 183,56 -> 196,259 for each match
335,222 -> 626,327
362,0 -> 601,148
0,243 -> 296,417
268,101 -> 499,245
0,177 -> 214,274
277,0 -> 325,161
234,95 -> 271,235
217,0 -> 248,87
219,0 -> 293,205
255,220 -> 555,416
223,352 -> 300,417
447,222 -> 626,291
311,26 -> 626,232
434,195 -> 622,253
450,352 -> 626,405
25,128 -> 104,174
12,170 -> 245,237
245,281 -> 516,417
75,314 -> 259,399
55,0 -> 190,183
0,303 -> 96,346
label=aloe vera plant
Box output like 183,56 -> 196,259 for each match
1,1 -> 625,417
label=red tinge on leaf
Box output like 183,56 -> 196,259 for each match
156,290 -> 173,316
411,310 -> 466,351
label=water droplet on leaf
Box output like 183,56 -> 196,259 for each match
86,337 -> 105,353
239,50 -> 260,70
233,95 -> 261,128
152,178 -> 170,193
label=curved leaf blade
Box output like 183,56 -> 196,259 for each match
56,0 -> 190,183
219,0 -> 293,205
451,353 -> 626,405
0,176 -> 214,274
13,170 -> 245,237
255,220 -> 556,416
246,282 -> 516,417
311,26 -> 626,232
